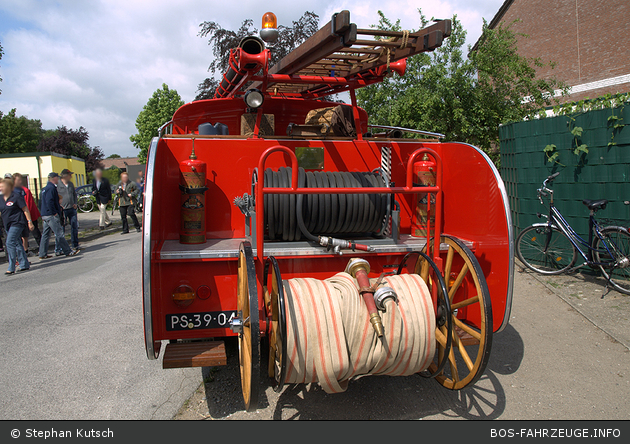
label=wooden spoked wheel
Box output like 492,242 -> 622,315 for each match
416,235 -> 493,390
263,256 -> 287,393
237,241 -> 260,411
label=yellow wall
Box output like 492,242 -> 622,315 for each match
0,156 -> 45,190
0,153 -> 87,193
50,155 -> 87,186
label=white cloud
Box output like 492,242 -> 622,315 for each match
0,0 -> 503,157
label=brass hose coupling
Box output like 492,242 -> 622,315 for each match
345,258 -> 385,337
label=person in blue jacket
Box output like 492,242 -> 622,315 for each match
38,172 -> 80,259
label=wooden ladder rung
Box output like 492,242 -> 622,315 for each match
162,341 -> 227,369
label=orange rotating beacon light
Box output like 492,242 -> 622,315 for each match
179,140 -> 208,244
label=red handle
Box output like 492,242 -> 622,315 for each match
355,269 -> 378,315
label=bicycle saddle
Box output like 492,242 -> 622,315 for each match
582,199 -> 608,211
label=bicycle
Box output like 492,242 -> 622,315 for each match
133,195 -> 143,214
77,194 -> 94,213
516,172 -> 630,295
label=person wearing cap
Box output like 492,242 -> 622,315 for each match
58,168 -> 80,250
0,178 -> 34,274
12,173 -> 42,253
91,168 -> 112,230
38,172 -> 79,259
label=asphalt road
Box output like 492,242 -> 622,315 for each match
176,265 -> 630,420
0,232 -> 199,420
1,229 -> 628,420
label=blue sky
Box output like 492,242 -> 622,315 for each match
0,0 -> 504,157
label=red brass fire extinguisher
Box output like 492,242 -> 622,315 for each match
411,154 -> 436,237
179,141 -> 208,244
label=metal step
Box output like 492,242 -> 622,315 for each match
159,235 -> 474,260
162,341 -> 226,369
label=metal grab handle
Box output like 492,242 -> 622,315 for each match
367,124 -> 445,139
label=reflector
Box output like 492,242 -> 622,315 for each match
197,285 -> 212,300
173,285 -> 195,307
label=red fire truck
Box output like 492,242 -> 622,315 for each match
142,10 -> 514,411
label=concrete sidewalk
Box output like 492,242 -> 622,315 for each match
0,208 -> 142,262
516,259 -> 630,350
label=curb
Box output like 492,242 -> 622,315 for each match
516,259 -> 630,351
0,215 -> 142,263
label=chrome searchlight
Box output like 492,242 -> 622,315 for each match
244,89 -> 264,110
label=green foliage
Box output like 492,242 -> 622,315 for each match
107,153 -> 121,159
544,93 -> 629,164
552,92 -> 630,115
356,11 -> 564,165
130,83 -> 184,163
0,108 -> 103,171
0,109 -> 44,154
195,12 -> 319,100
543,144 -> 563,165
102,166 -> 121,185
605,100 -> 626,147
37,125 -> 104,172
574,144 -> 588,155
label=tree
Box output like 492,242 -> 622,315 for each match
102,166 -> 121,185
195,12 -> 319,100
37,125 -> 104,172
130,83 -> 184,162
107,153 -> 121,159
356,11 -> 564,164
0,109 -> 44,154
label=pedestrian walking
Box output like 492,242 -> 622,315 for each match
0,178 -> 34,275
38,172 -> 79,259
0,173 -> 14,254
137,170 -> 145,195
115,172 -> 141,234
58,169 -> 80,250
12,173 -> 42,252
92,168 -> 112,230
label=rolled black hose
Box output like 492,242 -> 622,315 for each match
262,167 -> 388,242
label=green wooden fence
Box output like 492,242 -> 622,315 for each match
500,107 -> 630,239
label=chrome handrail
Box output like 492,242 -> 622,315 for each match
367,124 -> 445,139
158,120 -> 174,138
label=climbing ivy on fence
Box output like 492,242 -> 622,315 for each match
543,92 -> 629,165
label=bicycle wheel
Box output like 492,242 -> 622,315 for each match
593,226 -> 630,295
516,224 -> 577,275
77,196 -> 94,213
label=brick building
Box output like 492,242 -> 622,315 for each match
101,156 -> 144,179
479,0 -> 630,103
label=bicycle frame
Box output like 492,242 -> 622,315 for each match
540,197 -> 616,268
